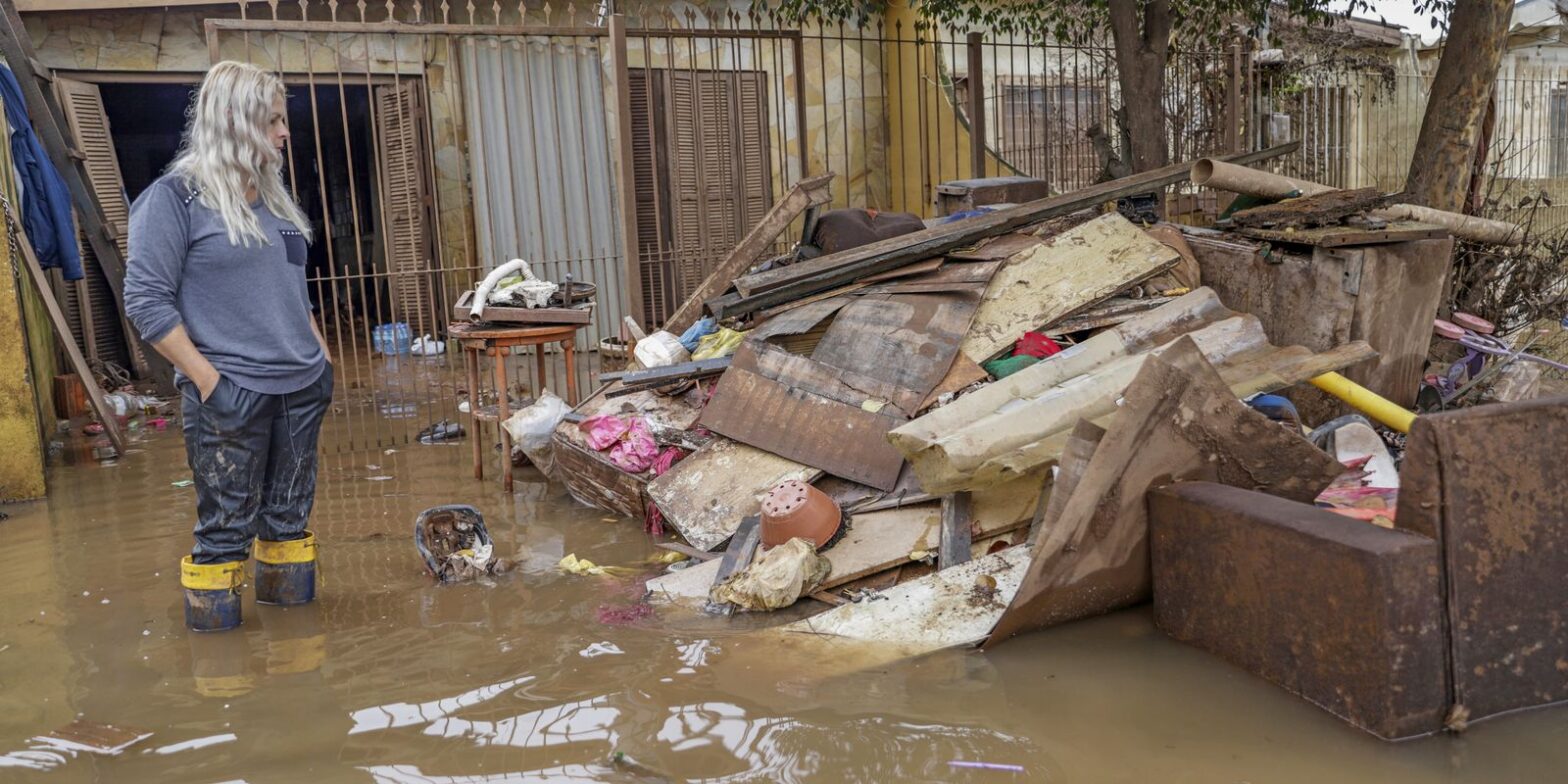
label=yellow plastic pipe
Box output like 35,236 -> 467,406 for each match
1309,372 -> 1416,433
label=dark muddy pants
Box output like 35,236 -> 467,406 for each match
181,364 -> 334,565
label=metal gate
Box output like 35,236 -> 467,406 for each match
201,4 -> 811,453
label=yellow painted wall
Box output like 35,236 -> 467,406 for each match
0,128 -> 49,500
882,1 -> 1009,216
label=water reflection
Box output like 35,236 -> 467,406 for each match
349,675 -> 536,735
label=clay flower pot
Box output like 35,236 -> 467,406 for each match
760,479 -> 841,549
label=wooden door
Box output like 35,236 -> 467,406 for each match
54,77 -> 140,374
374,80 -> 436,337
628,67 -> 772,327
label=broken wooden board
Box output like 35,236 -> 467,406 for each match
781,546 -> 1030,651
751,297 -> 853,342
645,437 -> 821,552
1045,296 -> 1177,334
960,212 -> 1180,363
1229,186 -> 1392,230
892,288 -> 1378,493
701,342 -> 909,490
945,232 -> 1046,261
984,337 -> 1345,648
811,291 -> 982,416
1234,221 -> 1448,248
664,172 -> 835,335
718,146 -> 1299,318
647,468 -> 1045,606
919,352 -> 989,411
1033,419 -> 1105,544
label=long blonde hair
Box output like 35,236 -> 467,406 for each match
169,61 -> 313,247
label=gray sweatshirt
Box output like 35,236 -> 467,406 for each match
124,176 -> 325,395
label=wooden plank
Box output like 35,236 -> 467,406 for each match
663,172 -> 834,335
811,291 -> 983,416
1033,419 -> 1105,544
705,515 -> 762,616
1229,187 -> 1392,229
723,144 -> 1299,315
645,437 -> 820,552
11,206 -> 125,455
946,232 -> 1045,261
960,213 -> 1180,363
453,290 -> 594,325
550,429 -> 648,519
1234,221 -> 1448,248
779,546 -> 1031,651
648,469 -> 1043,605
750,297 -> 852,341
938,492 -> 973,569
701,364 -> 906,490
918,352 -> 989,411
984,337 -> 1345,648
599,356 -> 732,385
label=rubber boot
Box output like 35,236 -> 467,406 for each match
254,532 -> 317,606
181,556 -> 244,632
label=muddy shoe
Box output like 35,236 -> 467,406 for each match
254,532 -> 318,606
417,420 -> 466,444
181,557 -> 244,632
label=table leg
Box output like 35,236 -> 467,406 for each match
466,347 -> 482,481
494,346 -> 513,492
563,337 -> 578,405
534,341 -> 548,398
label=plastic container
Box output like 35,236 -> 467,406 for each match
373,322 -> 412,355
633,331 -> 691,369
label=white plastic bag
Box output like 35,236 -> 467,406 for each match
411,334 -> 446,356
502,391 -> 572,473
633,330 -> 691,369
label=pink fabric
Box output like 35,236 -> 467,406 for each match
579,414 -> 630,451
650,446 -> 688,477
607,418 -> 658,473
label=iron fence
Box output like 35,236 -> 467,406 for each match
65,0 -> 1527,455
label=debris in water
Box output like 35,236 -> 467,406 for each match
596,602 -> 654,625
608,750 -> 676,781
559,554 -> 635,577
151,733 -> 236,755
949,760 -> 1025,773
366,475 -> 394,482
33,720 -> 151,755
414,505 -> 515,583
170,479 -> 193,488
417,420 -> 466,444
579,641 -> 625,657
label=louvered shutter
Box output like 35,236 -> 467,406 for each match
55,78 -> 135,372
734,72 -> 772,243
628,68 -> 673,326
375,81 -> 435,337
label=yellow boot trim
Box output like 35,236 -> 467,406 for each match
181,556 -> 245,591
255,532 -> 317,565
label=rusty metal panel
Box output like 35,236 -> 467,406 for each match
1394,398 -> 1568,723
1151,482 -> 1448,741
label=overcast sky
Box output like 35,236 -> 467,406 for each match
1329,0 -> 1450,43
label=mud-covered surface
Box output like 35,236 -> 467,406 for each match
2,420 -> 1567,781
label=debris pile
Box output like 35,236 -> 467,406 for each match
541,155 -> 1568,740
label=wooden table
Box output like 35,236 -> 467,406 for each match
450,322 -> 582,491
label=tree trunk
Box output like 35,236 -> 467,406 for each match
1405,0 -> 1512,212
1107,0 -> 1171,173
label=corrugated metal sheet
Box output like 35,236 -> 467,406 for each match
460,36 -> 624,348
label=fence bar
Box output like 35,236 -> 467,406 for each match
609,14 -> 644,331
967,31 -> 985,178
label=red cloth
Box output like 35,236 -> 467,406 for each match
1014,332 -> 1062,359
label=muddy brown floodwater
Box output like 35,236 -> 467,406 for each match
2,415 -> 1566,783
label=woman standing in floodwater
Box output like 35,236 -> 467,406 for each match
124,61 -> 332,632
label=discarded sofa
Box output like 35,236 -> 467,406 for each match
1150,397 -> 1568,740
